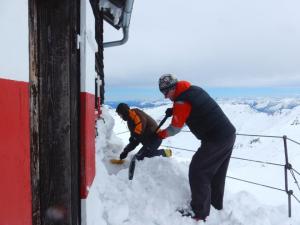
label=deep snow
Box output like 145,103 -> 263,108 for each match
86,98 -> 300,225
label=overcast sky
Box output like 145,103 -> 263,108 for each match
103,0 -> 300,91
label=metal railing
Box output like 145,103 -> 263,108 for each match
163,132 -> 300,218
115,130 -> 300,217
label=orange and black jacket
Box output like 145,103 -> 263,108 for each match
124,108 -> 158,153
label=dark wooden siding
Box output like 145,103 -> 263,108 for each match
29,0 -> 81,224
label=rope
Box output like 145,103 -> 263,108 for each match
182,130 -> 284,139
161,145 -> 196,153
115,130 -> 300,205
116,129 -> 300,146
183,130 -> 300,146
287,137 -> 300,146
231,156 -> 284,167
115,130 -> 129,135
161,145 -> 284,167
292,168 -> 300,176
236,133 -> 283,139
227,176 -> 286,192
290,170 -> 300,192
292,194 -> 300,203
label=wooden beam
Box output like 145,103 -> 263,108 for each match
29,0 -> 81,224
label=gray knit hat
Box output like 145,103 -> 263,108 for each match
159,74 -> 178,94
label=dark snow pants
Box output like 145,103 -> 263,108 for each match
189,133 -> 236,219
136,136 -> 164,160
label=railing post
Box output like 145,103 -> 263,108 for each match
283,135 -> 293,218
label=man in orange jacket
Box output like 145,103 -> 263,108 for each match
157,74 -> 236,221
116,103 -> 172,160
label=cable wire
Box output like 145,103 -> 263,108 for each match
290,170 -> 300,192
227,176 -> 286,192
161,145 -> 196,153
116,131 -> 300,204
236,133 -> 283,139
287,137 -> 300,146
161,144 -> 284,167
115,130 -> 129,135
292,168 -> 300,176
292,194 -> 300,203
231,156 -> 284,167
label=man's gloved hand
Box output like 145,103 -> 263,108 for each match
157,129 -> 168,139
165,108 -> 173,117
119,151 -> 129,160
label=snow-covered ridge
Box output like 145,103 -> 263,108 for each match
105,99 -> 169,109
86,104 -> 300,225
217,97 -> 300,114
106,97 -> 300,114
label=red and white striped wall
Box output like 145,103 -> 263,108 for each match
0,1 -> 98,224
0,1 -> 32,225
80,0 -> 97,224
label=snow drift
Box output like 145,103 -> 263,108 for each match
86,98 -> 300,225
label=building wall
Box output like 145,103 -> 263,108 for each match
80,1 -> 97,224
0,1 -> 98,224
80,0 -> 96,203
0,1 -> 29,82
0,1 -> 32,224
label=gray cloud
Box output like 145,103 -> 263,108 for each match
104,0 -> 300,88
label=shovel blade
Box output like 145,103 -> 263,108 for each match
110,159 -> 125,164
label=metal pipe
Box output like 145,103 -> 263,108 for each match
103,27 -> 129,48
103,0 -> 134,48
283,135 -> 292,217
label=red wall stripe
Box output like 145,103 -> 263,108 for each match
0,78 -> 32,225
80,92 -> 96,199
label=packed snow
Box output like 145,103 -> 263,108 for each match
86,98 -> 300,225
99,0 -> 122,25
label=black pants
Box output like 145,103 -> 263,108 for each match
136,137 -> 163,160
189,134 -> 236,219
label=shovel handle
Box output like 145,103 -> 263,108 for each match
128,155 -> 137,180
155,114 -> 169,132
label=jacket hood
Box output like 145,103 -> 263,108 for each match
174,81 -> 191,99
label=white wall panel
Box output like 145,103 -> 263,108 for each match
80,0 -> 96,94
0,0 -> 29,82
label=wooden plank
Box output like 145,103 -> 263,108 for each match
29,0 -> 41,224
29,0 -> 81,224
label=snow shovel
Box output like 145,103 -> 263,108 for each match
128,114 -> 169,180
110,159 -> 125,164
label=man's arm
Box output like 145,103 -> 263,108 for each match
120,110 -> 144,159
157,101 -> 191,139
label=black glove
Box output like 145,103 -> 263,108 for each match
165,108 -> 173,117
129,136 -> 140,143
120,151 -> 129,160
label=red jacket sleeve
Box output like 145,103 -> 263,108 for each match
171,101 -> 192,128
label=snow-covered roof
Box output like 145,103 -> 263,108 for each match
99,0 -> 123,26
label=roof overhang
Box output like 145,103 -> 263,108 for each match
100,0 -> 127,30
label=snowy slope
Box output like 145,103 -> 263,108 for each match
86,98 -> 300,225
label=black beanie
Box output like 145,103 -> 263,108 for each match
116,103 -> 130,119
